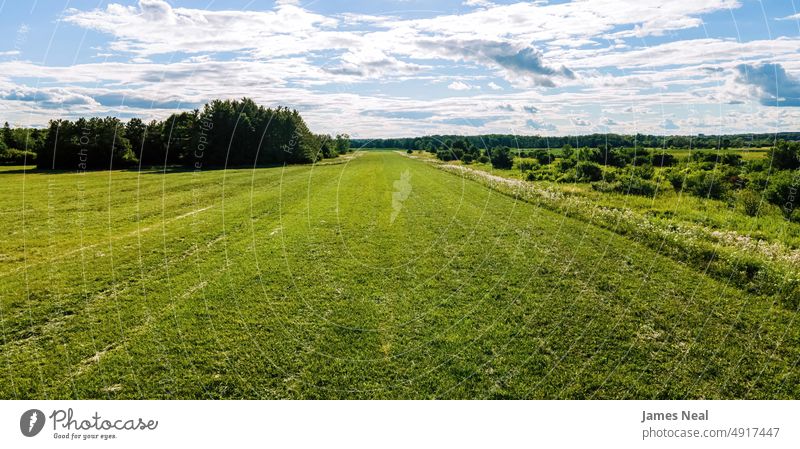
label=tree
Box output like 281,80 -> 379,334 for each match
768,141 -> 800,171
765,171 -> 800,219
489,146 -> 514,169
125,118 -> 147,161
575,161 -> 603,182
2,122 -> 12,149
335,134 -> 351,153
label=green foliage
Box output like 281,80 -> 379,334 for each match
38,98 -> 320,170
476,154 -> 490,164
335,134 -> 351,154
663,167 -> 685,191
489,146 -> 514,169
652,152 -> 677,167
590,180 -> 617,193
0,148 -> 36,164
618,174 -> 657,196
685,170 -> 729,200
575,161 -> 603,182
737,189 -> 762,217
529,149 -> 553,165
768,141 -> 800,170
515,157 -> 539,172
764,170 -> 800,219
39,117 -> 135,170
561,144 -> 574,159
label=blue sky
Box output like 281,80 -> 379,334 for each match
0,0 -> 799,137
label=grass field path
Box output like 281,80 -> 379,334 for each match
0,152 -> 797,398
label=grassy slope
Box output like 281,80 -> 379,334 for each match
0,152 -> 797,399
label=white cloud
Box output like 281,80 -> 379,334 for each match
487,82 -> 503,90
447,81 -> 476,91
776,13 -> 800,21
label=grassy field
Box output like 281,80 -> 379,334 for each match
0,151 -> 798,399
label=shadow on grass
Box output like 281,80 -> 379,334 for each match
0,163 -> 294,175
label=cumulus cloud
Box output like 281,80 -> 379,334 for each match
324,49 -> 427,78
487,82 -> 503,90
526,119 -> 556,132
734,63 -> 800,107
660,118 -> 679,130
571,117 -> 592,126
418,39 -> 574,86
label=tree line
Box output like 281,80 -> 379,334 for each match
356,132 -> 800,152
0,98 -> 350,170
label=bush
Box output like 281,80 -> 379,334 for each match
462,153 -> 474,164
477,155 -> 490,164
516,158 -> 539,172
737,189 -> 762,217
530,149 -> 553,165
489,146 -> 514,169
764,170 -> 800,218
652,152 -> 677,167
628,164 -> 655,180
663,168 -> 685,191
556,171 -> 577,183
555,157 -> 576,172
685,170 -> 729,200
0,149 -> 36,165
619,174 -> 657,196
768,141 -> 800,171
575,161 -> 603,182
590,180 -> 618,193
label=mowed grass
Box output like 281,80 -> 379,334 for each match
0,152 -> 798,399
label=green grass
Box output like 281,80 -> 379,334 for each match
0,152 -> 798,399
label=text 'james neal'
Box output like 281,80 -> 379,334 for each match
641,410 -> 708,423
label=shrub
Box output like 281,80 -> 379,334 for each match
489,146 -> 514,169
556,172 -> 577,183
768,141 -> 800,171
0,149 -> 37,165
516,158 -> 539,172
530,149 -> 552,165
555,157 -> 576,172
619,174 -> 657,196
590,180 -> 618,193
685,170 -> 729,200
737,189 -> 762,217
575,147 -> 603,164
764,170 -> 800,218
462,153 -> 474,164
663,168 -> 685,191
652,152 -> 677,167
720,153 -> 742,166
575,161 -> 603,182
406,148 -> 413,154
745,158 -> 768,173
628,164 -> 655,180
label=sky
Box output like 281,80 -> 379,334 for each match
0,0 -> 799,138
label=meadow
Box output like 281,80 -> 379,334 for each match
0,151 -> 798,399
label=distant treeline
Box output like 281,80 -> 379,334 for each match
0,98 -> 350,170
353,133 -> 800,151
